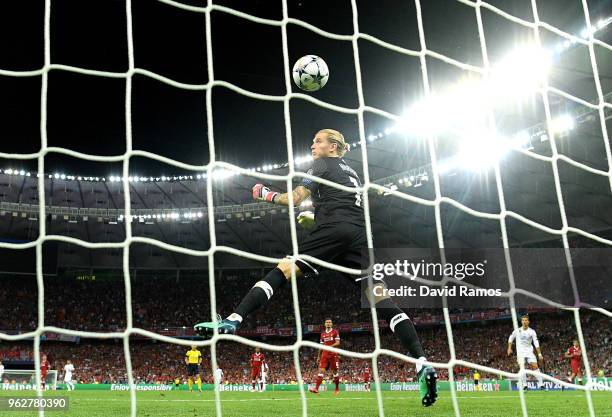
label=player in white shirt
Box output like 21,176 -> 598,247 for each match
259,362 -> 269,392
507,315 -> 544,390
63,360 -> 75,391
0,361 -> 4,382
214,367 -> 224,391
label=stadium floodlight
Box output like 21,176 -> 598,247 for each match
490,45 -> 551,98
437,160 -> 456,175
550,114 -> 575,134
19,170 -> 25,176
399,89 -> 492,157
212,168 -> 237,181
456,130 -> 508,172
513,131 -> 531,148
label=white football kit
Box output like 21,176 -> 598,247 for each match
214,368 -> 223,384
508,327 -> 540,364
63,364 -> 75,382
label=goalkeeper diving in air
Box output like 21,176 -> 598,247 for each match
195,129 -> 438,406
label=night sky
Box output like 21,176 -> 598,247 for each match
0,0 -> 610,177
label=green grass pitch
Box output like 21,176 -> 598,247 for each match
1,390 -> 611,417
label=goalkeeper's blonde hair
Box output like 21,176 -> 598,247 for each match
319,129 -> 350,157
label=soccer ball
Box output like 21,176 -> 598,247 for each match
292,55 -> 329,92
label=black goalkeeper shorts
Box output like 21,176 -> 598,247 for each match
186,364 -> 199,376
294,222 -> 367,279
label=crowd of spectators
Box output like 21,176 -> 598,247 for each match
0,312 -> 609,385
0,271 -> 371,333
1,272 -> 609,385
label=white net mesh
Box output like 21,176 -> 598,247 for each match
0,0 -> 610,416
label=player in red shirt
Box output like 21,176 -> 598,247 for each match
363,364 -> 371,392
40,354 -> 49,390
310,319 -> 341,395
564,340 -> 583,384
250,347 -> 266,391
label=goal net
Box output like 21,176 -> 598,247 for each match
0,370 -> 58,391
0,1 -> 611,417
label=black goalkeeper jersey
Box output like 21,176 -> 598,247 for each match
301,157 -> 364,227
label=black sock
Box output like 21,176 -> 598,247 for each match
375,298 -> 426,359
234,268 -> 287,320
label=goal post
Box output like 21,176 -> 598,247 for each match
0,370 -> 58,391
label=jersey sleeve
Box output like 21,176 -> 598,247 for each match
334,330 -> 340,342
301,159 -> 328,192
508,329 -> 517,343
531,330 -> 540,349
319,333 -> 324,344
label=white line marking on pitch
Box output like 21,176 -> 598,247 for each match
71,393 -> 587,403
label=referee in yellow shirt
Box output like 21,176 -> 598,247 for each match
185,345 -> 203,392
473,371 -> 481,391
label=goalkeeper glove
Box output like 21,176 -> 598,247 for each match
253,183 -> 279,203
297,211 -> 315,230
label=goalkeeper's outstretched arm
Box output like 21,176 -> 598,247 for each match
252,183 -> 311,206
